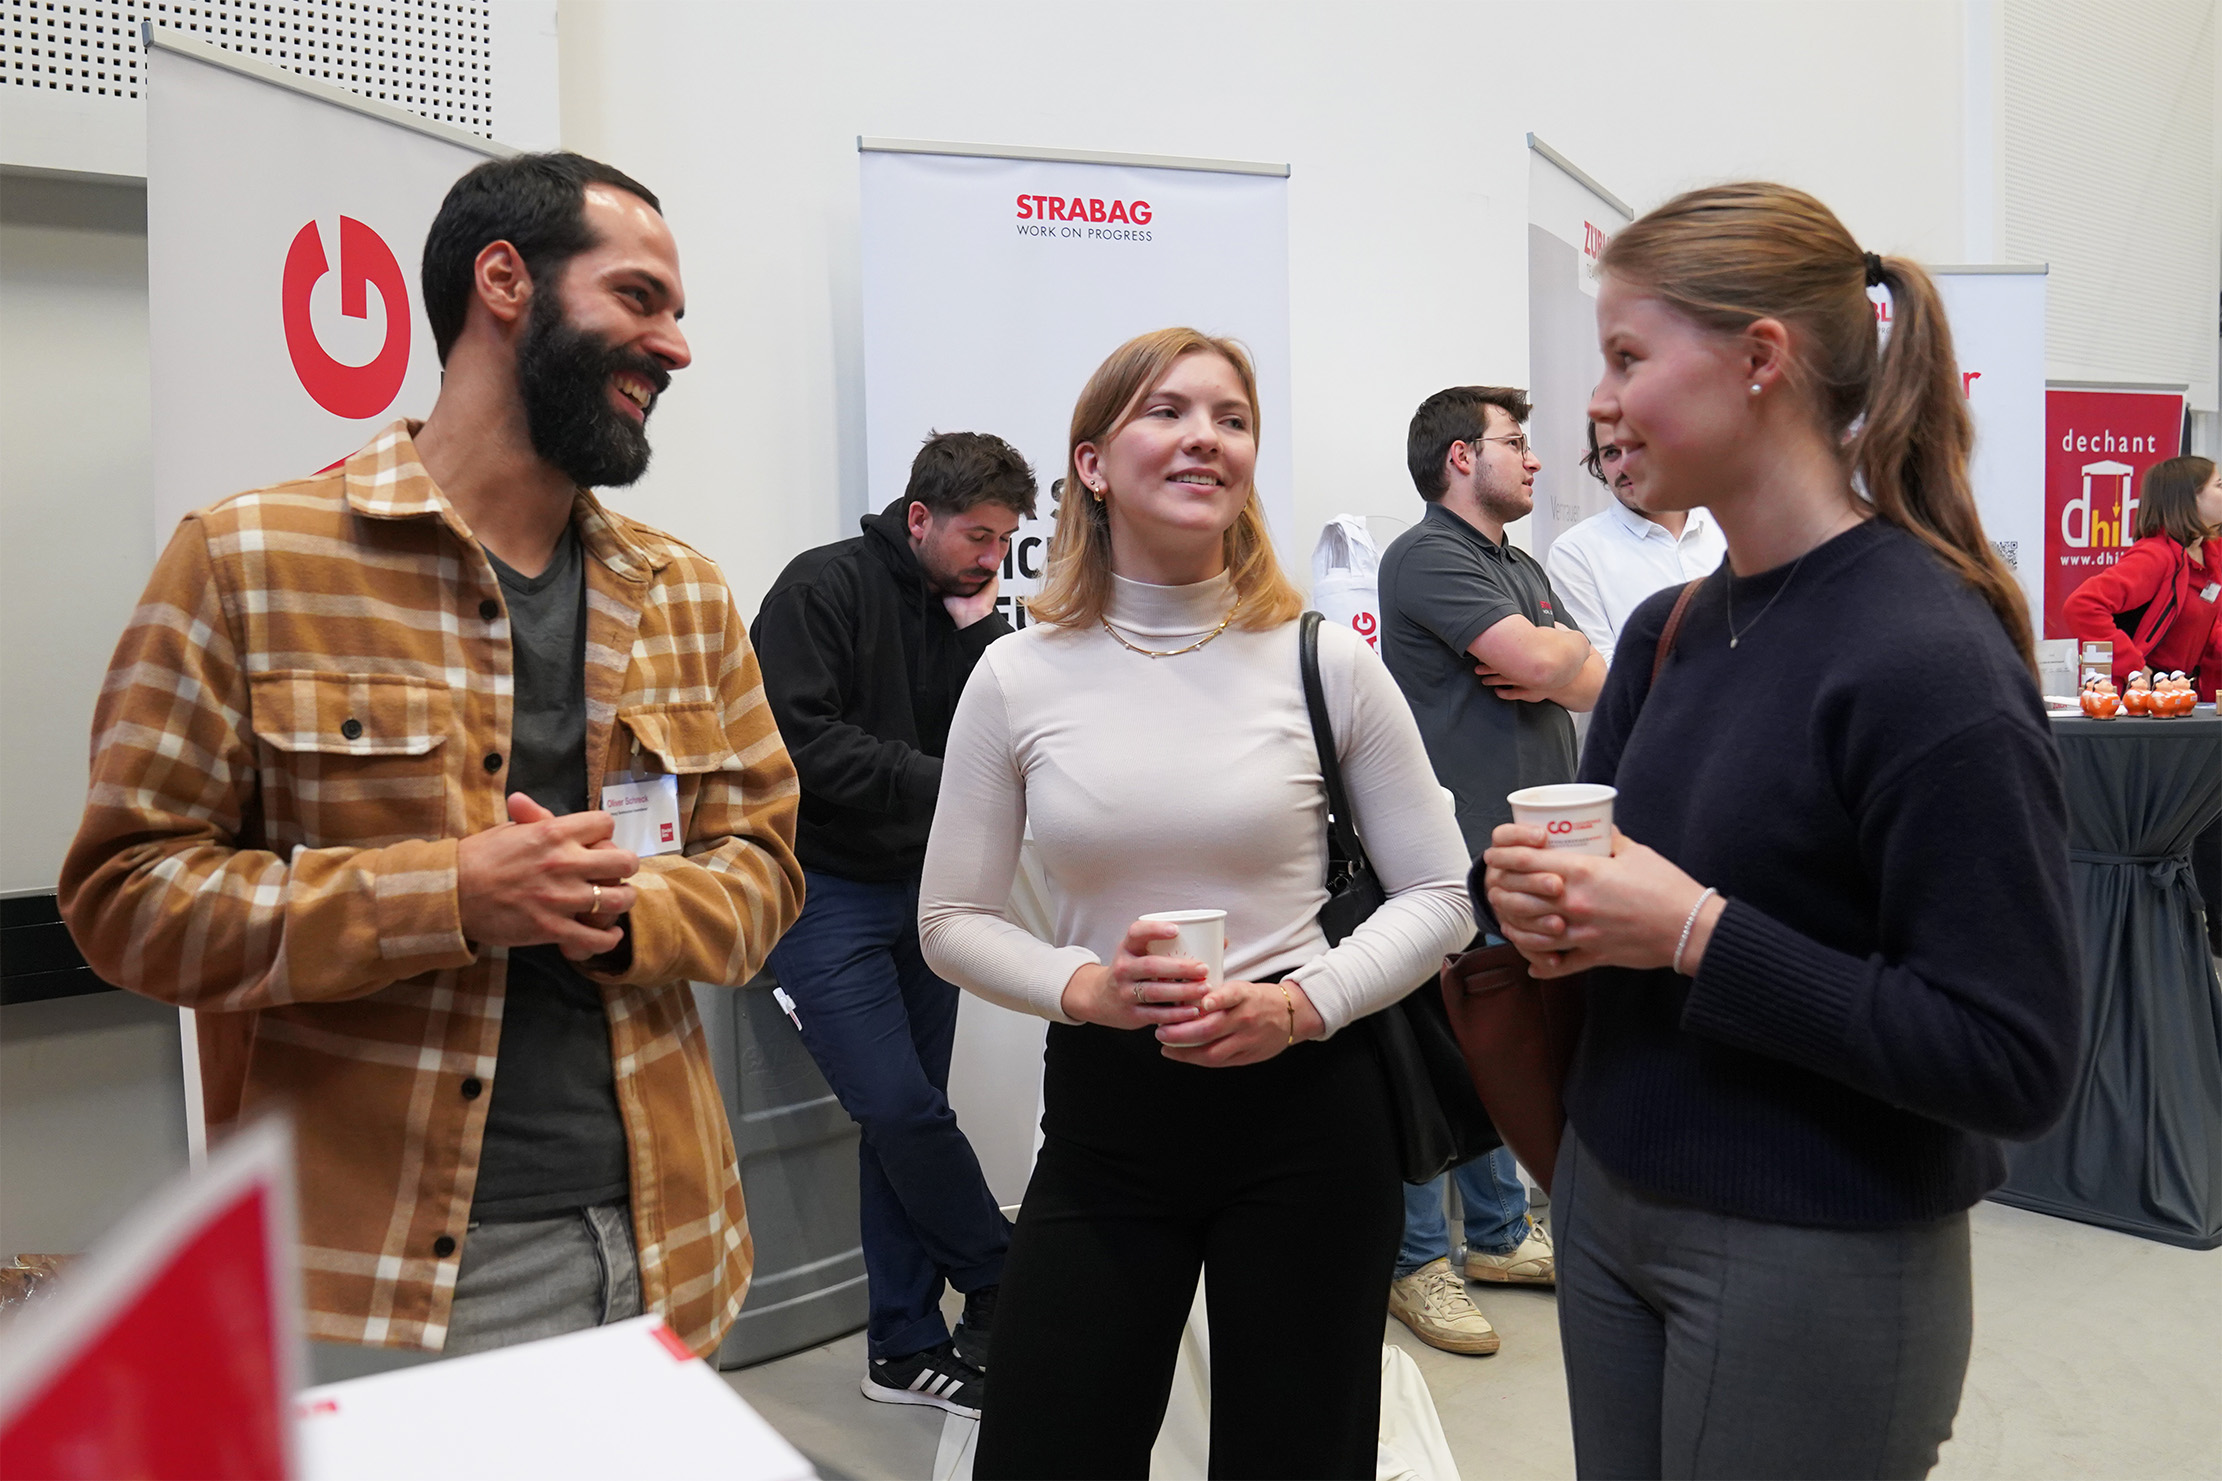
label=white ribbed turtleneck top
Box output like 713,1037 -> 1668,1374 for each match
918,571 -> 1472,1037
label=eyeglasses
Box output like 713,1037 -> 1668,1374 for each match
1466,434 -> 1532,458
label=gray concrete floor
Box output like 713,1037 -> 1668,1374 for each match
725,1199 -> 2222,1480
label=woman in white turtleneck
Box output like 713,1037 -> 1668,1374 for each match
919,328 -> 1471,1479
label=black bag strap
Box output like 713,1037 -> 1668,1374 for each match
1298,611 -> 1370,872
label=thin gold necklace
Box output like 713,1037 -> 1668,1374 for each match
1100,611 -> 1236,659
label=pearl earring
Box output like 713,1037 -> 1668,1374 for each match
1749,384 -> 1762,395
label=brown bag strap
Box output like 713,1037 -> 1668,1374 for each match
1651,577 -> 1707,689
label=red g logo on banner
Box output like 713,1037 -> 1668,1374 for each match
282,217 -> 410,420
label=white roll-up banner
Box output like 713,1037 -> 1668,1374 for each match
1526,141 -> 1631,561
145,33 -> 508,1156
859,141 -> 1291,1204
147,33 -> 508,549
1931,269 -> 2048,631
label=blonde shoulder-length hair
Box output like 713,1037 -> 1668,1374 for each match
1027,327 -> 1304,633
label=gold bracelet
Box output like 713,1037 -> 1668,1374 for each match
1279,983 -> 1296,1047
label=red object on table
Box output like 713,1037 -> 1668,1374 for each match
0,1122 -> 298,1480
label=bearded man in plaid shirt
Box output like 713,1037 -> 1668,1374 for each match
61,153 -> 804,1366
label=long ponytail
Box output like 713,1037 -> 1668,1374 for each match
1600,183 -> 2036,675
1858,258 -> 2035,671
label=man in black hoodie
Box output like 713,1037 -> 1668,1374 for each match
754,431 -> 1035,1418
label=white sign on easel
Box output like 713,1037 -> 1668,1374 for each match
145,30 -> 513,1157
1932,266 -> 2048,630
859,138 -> 1292,1205
1525,136 -> 1634,561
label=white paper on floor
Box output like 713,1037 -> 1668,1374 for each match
935,1279 -> 1461,1481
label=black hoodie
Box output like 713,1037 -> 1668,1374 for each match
753,498 -> 1013,881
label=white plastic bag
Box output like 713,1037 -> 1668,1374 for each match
1312,514 -> 1383,653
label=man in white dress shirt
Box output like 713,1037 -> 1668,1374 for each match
1544,420 -> 1727,667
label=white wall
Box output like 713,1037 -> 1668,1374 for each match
555,0 -> 1972,610
2002,0 -> 2219,409
0,172 -> 187,1263
0,173 -> 154,897
0,991 -> 189,1257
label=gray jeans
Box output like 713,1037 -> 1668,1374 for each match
306,1200 -> 644,1385
1555,1130 -> 1972,1480
444,1199 -> 644,1356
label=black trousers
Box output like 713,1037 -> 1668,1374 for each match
975,1015 -> 1402,1481
1555,1128 -> 1973,1480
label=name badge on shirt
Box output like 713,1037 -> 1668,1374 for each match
601,771 -> 682,857
2202,581 -> 2220,603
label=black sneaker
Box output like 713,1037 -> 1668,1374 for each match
951,1283 -> 998,1372
861,1342 -> 984,1419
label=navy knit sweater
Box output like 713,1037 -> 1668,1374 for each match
1566,519 -> 2081,1227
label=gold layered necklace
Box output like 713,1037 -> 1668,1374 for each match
1100,611 -> 1236,659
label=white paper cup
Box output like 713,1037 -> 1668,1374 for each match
1138,909 -> 1227,987
1507,783 -> 1617,857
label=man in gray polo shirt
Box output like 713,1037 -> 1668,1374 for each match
1375,384 -> 1605,1356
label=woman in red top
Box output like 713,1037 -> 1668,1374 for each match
2062,455 -> 2222,695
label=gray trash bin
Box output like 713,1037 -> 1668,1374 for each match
692,973 -> 868,1369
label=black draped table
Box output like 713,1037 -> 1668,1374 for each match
1993,708 -> 2222,1248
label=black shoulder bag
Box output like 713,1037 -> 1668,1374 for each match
1298,611 -> 1501,1184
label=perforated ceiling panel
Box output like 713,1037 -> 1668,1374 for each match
6,2 -> 498,135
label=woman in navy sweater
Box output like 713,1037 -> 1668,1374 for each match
1483,184 -> 2081,1480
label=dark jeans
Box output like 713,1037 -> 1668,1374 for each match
1554,1128 -> 1972,1480
767,868 -> 1009,1360
976,1015 -> 1402,1481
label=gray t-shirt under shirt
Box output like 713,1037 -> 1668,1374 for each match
470,526 -> 630,1224
1376,502 -> 1581,858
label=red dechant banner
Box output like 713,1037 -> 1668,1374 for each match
2044,388 -> 2187,638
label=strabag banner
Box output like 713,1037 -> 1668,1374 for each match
147,33 -> 508,549
858,143 -> 1290,1202
2043,387 -> 2187,638
858,146 -> 1293,634
1526,142 -> 1630,561
1931,269 -> 2048,631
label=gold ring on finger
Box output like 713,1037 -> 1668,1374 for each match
591,883 -> 603,915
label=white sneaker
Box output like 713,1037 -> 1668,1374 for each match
1388,1257 -> 1501,1355
1464,1219 -> 1555,1286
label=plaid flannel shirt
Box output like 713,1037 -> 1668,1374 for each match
60,422 -> 804,1355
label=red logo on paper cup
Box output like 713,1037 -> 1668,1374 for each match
1507,783 -> 1617,857
282,217 -> 411,420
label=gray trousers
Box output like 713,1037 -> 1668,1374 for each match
444,1199 -> 643,1356
307,1199 -> 644,1384
1555,1130 -> 1972,1481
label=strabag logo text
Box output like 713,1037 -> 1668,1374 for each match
1016,193 -> 1154,242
